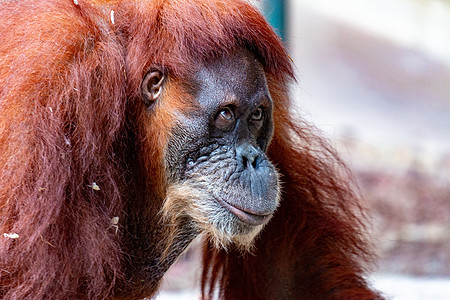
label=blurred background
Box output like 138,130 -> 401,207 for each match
157,0 -> 450,299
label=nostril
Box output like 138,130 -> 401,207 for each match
236,144 -> 260,170
251,155 -> 260,168
242,156 -> 249,168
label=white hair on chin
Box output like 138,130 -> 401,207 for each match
161,178 -> 266,252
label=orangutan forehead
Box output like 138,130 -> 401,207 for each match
193,50 -> 270,102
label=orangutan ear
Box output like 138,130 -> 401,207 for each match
141,69 -> 165,106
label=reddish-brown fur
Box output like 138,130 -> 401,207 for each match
0,0 -> 382,299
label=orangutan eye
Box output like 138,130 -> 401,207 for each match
250,107 -> 263,121
214,107 -> 235,131
218,108 -> 234,120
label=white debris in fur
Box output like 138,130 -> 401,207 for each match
110,216 -> 119,234
3,233 -> 19,239
91,182 -> 100,191
111,216 -> 119,225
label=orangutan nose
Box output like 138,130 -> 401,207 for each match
236,143 -> 262,170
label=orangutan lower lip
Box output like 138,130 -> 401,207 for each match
216,197 -> 273,226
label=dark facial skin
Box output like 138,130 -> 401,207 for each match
142,49 -> 280,245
